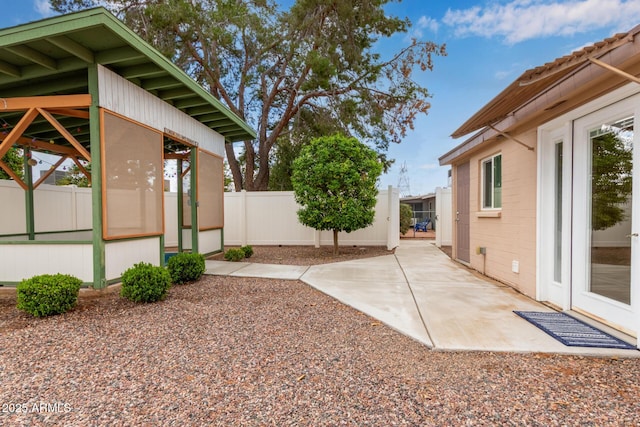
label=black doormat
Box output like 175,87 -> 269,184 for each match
513,311 -> 636,350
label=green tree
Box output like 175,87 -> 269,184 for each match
268,136 -> 302,191
51,0 -> 445,191
292,134 -> 382,255
0,147 -> 24,180
399,203 -> 413,235
56,162 -> 91,187
591,132 -> 633,231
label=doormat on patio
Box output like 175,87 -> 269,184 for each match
513,311 -> 637,350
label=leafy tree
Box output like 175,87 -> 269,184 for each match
591,132 -> 633,231
223,160 -> 234,192
399,203 -> 413,234
0,147 -> 24,180
292,133 -> 382,254
51,0 -> 445,191
268,136 -> 302,191
56,162 -> 91,187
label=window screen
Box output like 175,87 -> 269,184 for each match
102,111 -> 163,239
197,150 -> 224,230
182,163 -> 192,228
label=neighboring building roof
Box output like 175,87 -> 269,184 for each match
401,193 -> 435,202
0,7 -> 256,145
440,23 -> 640,165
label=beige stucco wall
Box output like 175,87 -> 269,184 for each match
454,130 -> 538,297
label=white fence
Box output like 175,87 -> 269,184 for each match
1,181 -> 400,250
435,187 -> 452,247
223,188 -> 399,249
0,180 -> 92,235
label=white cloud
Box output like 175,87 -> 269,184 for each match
494,70 -> 512,80
443,0 -> 640,44
34,0 -> 55,17
405,15 -> 439,42
418,16 -> 439,33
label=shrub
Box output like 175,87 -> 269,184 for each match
224,248 -> 245,262
400,203 -> 413,234
241,245 -> 254,258
120,262 -> 171,303
17,274 -> 82,317
167,252 -> 205,284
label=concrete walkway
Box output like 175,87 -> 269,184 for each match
205,240 -> 639,356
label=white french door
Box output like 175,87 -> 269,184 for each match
571,97 -> 640,333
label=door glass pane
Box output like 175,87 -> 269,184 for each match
589,117 -> 633,304
554,142 -> 563,282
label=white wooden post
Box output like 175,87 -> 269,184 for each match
240,189 -> 247,246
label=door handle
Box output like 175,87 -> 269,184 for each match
456,211 -> 459,221
626,233 -> 639,238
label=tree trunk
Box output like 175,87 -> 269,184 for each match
333,229 -> 339,255
225,143 -> 244,191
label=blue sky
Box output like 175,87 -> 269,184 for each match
2,0 -> 640,195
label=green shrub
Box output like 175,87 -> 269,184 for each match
400,203 -> 413,234
224,248 -> 245,262
17,274 -> 82,317
241,245 -> 254,258
167,252 -> 205,284
120,262 -> 171,303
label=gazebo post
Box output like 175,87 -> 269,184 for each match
88,65 -> 106,289
190,149 -> 198,254
177,158 -> 184,253
23,147 -> 35,240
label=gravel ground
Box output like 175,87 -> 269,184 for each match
1,248 -> 639,426
217,245 -> 395,265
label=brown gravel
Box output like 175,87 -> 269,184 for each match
217,245 -> 395,265
1,248 -> 639,425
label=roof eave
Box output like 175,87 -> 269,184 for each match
0,7 -> 256,142
449,24 -> 640,140
441,23 -> 640,165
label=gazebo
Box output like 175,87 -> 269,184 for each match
0,8 -> 255,288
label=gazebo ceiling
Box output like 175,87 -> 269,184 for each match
0,7 -> 255,153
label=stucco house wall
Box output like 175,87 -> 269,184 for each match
453,129 -> 538,297
441,24 -> 640,339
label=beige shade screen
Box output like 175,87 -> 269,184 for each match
198,150 -> 224,230
102,111 -> 164,239
182,163 -> 191,227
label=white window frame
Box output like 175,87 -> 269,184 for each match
481,153 -> 502,210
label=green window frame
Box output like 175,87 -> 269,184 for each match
481,153 -> 502,209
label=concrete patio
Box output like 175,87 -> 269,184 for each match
205,240 -> 639,356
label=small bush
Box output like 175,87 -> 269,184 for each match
167,252 -> 205,284
120,262 -> 171,303
241,245 -> 254,258
224,248 -> 245,262
17,274 -> 82,317
400,203 -> 413,235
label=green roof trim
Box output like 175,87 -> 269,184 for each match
0,7 -> 255,143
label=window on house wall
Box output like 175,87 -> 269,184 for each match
481,153 -> 502,209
